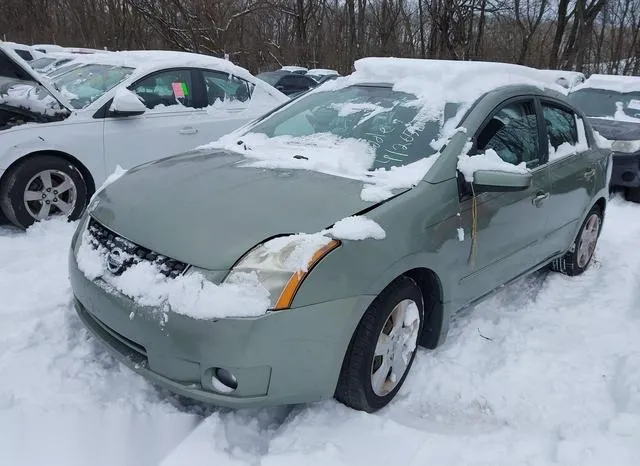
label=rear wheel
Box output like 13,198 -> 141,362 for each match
335,276 -> 423,412
0,155 -> 87,229
550,205 -> 602,276
625,187 -> 640,203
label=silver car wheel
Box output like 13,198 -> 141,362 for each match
371,299 -> 420,397
23,169 -> 77,220
576,213 -> 600,269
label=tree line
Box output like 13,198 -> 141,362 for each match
1,0 -> 639,76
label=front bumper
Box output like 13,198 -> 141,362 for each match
610,152 -> 640,189
69,252 -> 371,408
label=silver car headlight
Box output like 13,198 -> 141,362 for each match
223,236 -> 340,310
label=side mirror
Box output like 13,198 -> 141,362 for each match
108,88 -> 147,117
472,169 -> 532,192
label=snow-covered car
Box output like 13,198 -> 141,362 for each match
70,57 -> 610,413
0,41 -> 43,62
568,75 -> 640,202
0,45 -> 288,228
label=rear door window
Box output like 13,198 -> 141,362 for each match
542,104 -> 578,150
202,70 -> 254,106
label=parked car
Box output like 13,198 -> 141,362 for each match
306,68 -> 340,85
70,58 -> 610,413
0,41 -> 43,62
256,70 -> 318,97
0,45 -> 288,228
568,74 -> 640,201
280,65 -> 308,75
28,52 -> 77,74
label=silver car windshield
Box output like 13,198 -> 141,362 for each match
248,85 -> 457,169
52,64 -> 135,109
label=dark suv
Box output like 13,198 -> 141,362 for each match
568,76 -> 640,202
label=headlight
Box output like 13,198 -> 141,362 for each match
224,235 -> 340,310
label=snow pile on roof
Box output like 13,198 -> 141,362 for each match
457,147 -> 529,182
0,83 -> 67,116
76,230 -> 270,320
573,74 -> 640,93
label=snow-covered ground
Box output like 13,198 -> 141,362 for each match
1,197 -> 639,465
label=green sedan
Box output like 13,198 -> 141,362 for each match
69,59 -> 611,412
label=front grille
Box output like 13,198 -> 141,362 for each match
87,217 -> 189,278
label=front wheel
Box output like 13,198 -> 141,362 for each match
550,205 -> 602,276
0,155 -> 88,229
335,276 -> 423,412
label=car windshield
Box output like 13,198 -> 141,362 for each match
52,64 -> 134,109
29,57 -> 57,72
256,72 -> 283,86
246,85 -> 456,169
568,88 -> 640,120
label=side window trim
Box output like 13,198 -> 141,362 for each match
471,95 -> 545,169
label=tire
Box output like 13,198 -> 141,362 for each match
625,187 -> 640,203
0,155 -> 87,229
335,276 -> 424,412
550,205 -> 603,276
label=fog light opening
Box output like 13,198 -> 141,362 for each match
622,171 -> 636,183
211,367 -> 238,394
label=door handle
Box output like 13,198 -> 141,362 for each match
532,192 -> 549,207
179,127 -> 198,135
583,168 -> 596,181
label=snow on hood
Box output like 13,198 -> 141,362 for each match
573,74 -> 640,94
0,81 -> 68,116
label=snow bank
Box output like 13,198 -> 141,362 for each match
457,148 -> 529,183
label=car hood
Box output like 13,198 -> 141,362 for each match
588,117 -> 640,141
0,43 -> 71,110
90,150 -> 378,270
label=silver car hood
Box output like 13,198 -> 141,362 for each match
91,150 -> 378,270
